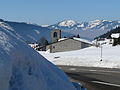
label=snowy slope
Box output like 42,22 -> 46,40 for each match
48,20 -> 120,40
5,20 -> 52,43
0,19 -> 54,43
39,44 -> 120,68
0,22 -> 77,90
0,19 -> 74,43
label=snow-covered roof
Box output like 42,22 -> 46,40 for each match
111,33 -> 120,38
58,38 -> 67,41
73,37 -> 92,44
58,37 -> 92,44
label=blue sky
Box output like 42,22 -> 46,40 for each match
0,0 -> 120,25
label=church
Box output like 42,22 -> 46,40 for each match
45,29 -> 92,53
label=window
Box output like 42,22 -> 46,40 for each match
53,46 -> 55,49
53,32 -> 57,37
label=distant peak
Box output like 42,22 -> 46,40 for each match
58,20 -> 77,27
90,19 -> 113,23
93,19 -> 101,22
89,20 -> 102,23
41,24 -> 49,27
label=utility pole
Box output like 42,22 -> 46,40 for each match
100,45 -> 103,61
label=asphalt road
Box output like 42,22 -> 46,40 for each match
57,65 -> 120,90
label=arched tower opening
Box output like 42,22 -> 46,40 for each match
53,32 -> 58,37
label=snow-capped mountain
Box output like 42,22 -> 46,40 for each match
58,20 -> 77,27
1,19 -> 120,42
48,20 -> 120,40
49,20 -> 120,30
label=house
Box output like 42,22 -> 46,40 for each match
111,33 -> 120,46
46,37 -> 92,53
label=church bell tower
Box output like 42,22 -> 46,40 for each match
51,29 -> 61,43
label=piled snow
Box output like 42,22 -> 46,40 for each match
0,23 -> 77,90
39,44 -> 120,68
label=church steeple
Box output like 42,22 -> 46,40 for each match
51,29 -> 61,43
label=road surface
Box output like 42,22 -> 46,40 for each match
58,65 -> 120,90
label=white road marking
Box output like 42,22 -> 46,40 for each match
92,81 -> 120,87
88,69 -> 120,74
76,68 -> 120,74
59,67 -> 62,69
69,68 -> 76,71
89,70 -> 97,71
99,70 -> 120,73
59,67 -> 120,73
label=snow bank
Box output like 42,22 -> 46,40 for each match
0,22 -> 76,90
39,44 -> 120,68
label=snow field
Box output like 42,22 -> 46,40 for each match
39,44 -> 120,68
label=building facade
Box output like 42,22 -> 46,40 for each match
46,38 -> 92,53
111,33 -> 120,46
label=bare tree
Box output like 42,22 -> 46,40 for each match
37,37 -> 48,51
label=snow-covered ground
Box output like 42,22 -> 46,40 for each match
0,22 -> 83,90
39,44 -> 120,68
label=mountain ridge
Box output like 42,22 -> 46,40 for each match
1,19 -> 120,42
48,19 -> 120,30
47,19 -> 120,40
